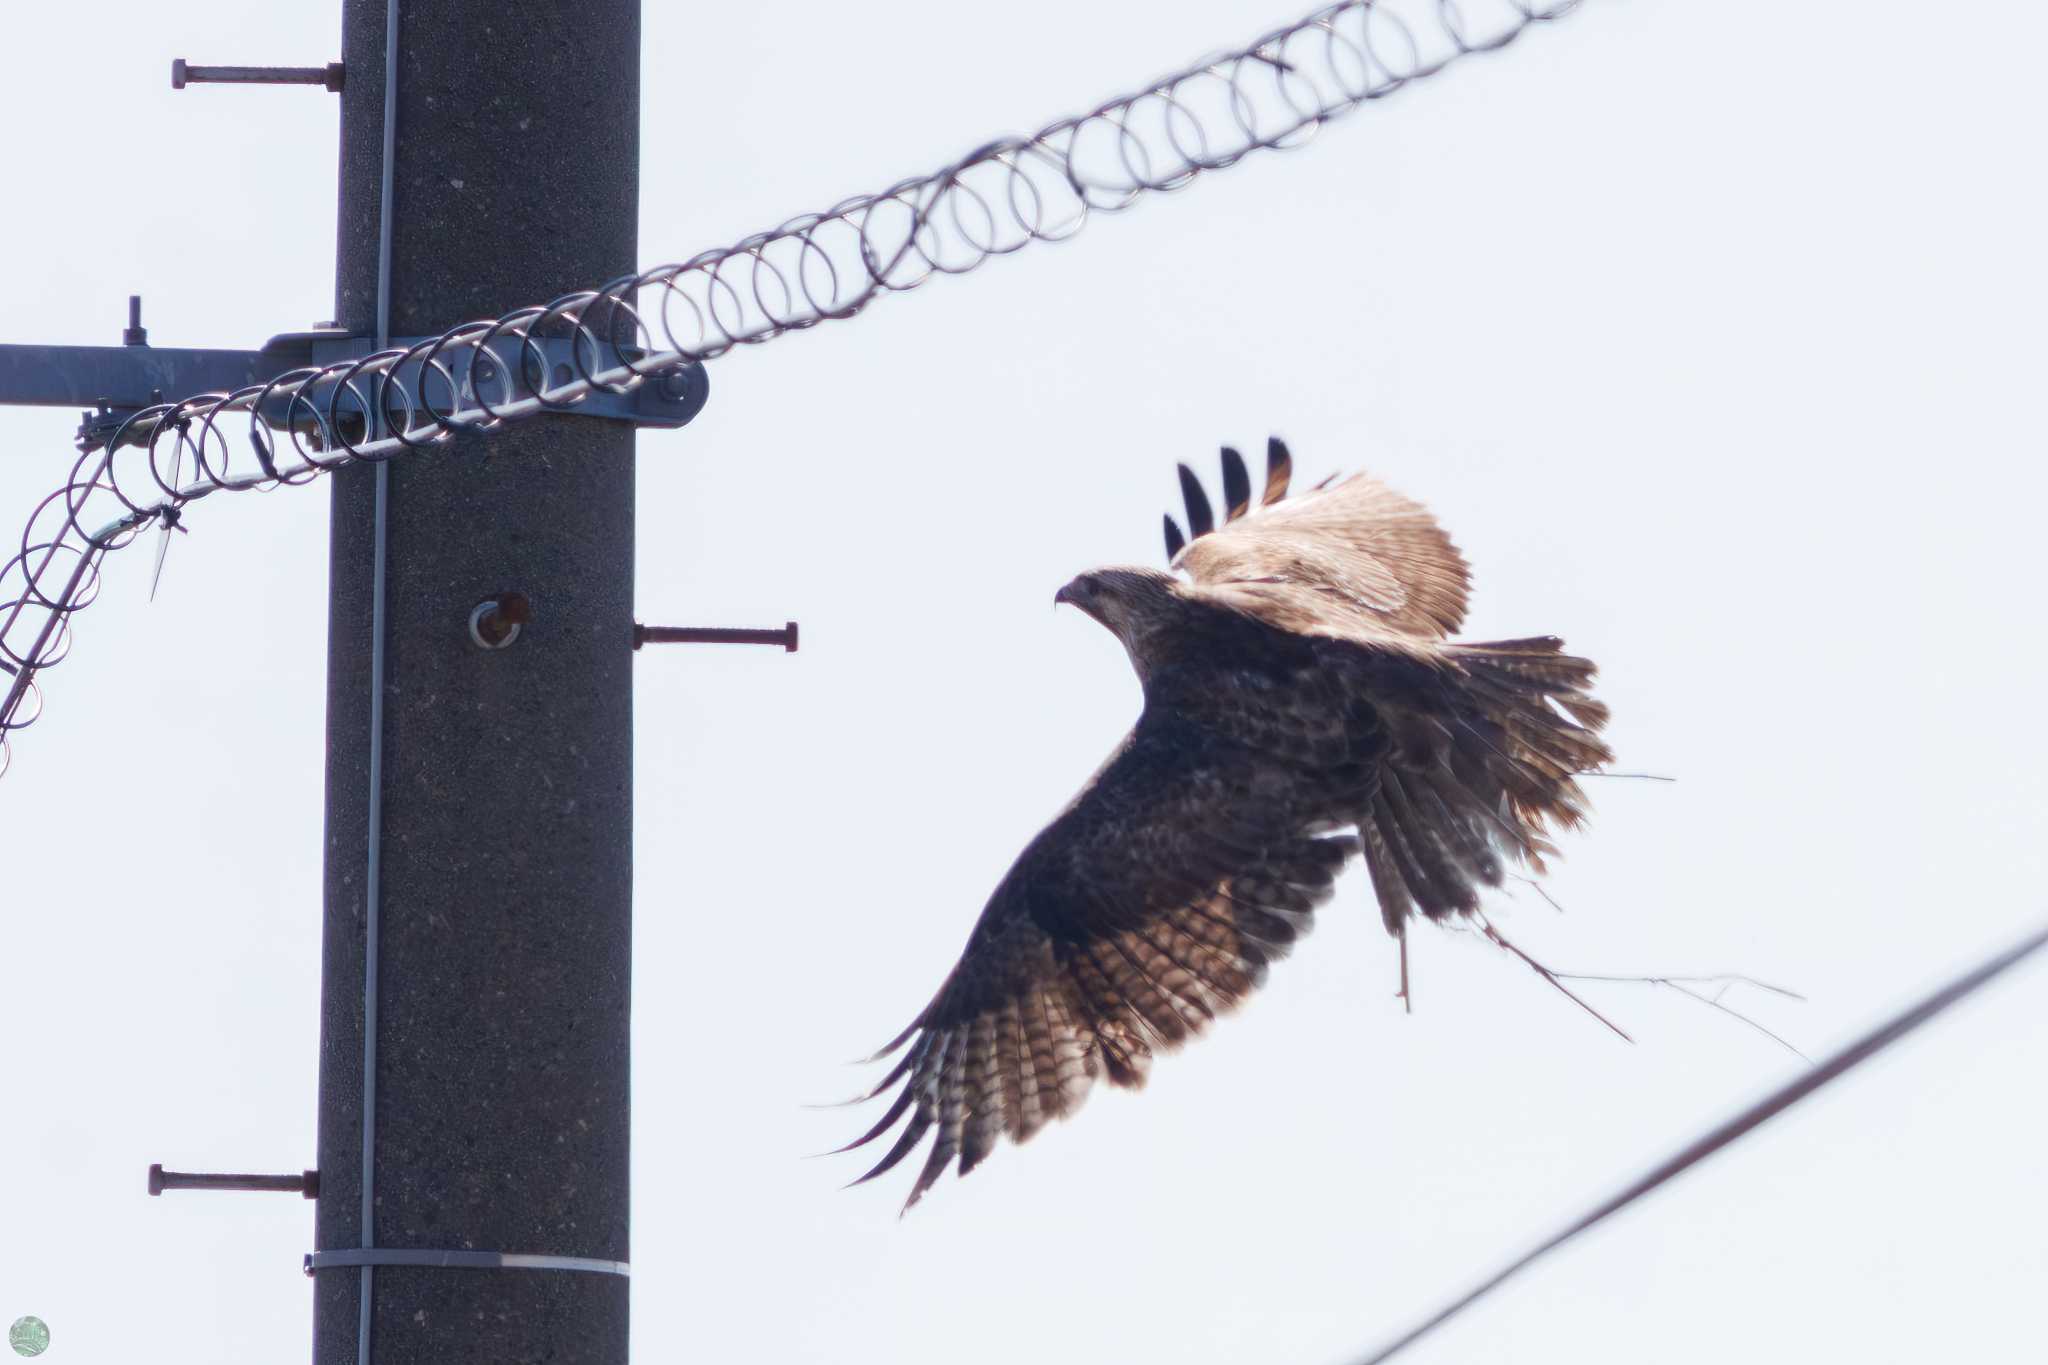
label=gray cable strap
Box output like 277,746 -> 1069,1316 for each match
305,1248 -> 629,1278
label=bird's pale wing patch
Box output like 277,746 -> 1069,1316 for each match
1168,439 -> 1471,641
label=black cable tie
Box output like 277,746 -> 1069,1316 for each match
250,427 -> 279,480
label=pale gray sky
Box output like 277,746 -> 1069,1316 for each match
2,2 -> 2044,1362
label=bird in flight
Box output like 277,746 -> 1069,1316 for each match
839,439 -> 1611,1209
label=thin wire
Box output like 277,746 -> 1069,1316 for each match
358,2 -> 401,1361
1350,918 -> 2048,1364
0,0 -> 1580,778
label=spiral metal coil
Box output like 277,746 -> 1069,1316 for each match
0,0 -> 1576,778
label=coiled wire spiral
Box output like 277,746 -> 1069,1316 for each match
0,0 -> 1576,777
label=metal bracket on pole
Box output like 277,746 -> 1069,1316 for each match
150,1163 -> 319,1198
171,59 -> 346,92
633,621 -> 799,652
0,315 -> 710,454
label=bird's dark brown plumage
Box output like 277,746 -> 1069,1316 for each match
841,440 -> 1611,1209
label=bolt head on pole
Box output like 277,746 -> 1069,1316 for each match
122,295 -> 147,347
170,58 -> 188,90
469,591 -> 532,649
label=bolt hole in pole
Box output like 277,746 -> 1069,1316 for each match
469,592 -> 533,649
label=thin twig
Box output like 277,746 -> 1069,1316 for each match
1498,874 -> 1807,1055
1396,931 -> 1412,1015
1555,970 -> 1805,1001
1661,980 -> 1810,1063
1547,970 -> 1809,1060
1506,873 -> 1568,914
1477,915 -> 1634,1044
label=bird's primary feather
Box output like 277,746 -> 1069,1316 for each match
843,439 -> 1610,1210
1177,464 -> 1215,539
1219,445 -> 1252,520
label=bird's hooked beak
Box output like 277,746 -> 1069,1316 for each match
1053,577 -> 1087,611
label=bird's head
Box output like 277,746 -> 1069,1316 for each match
1054,566 -> 1184,676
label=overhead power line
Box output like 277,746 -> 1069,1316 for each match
1351,918 -> 2048,1364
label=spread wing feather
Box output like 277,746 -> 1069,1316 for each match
1262,436 -> 1292,506
844,706 -> 1367,1210
1220,446 -> 1252,520
1177,464 -> 1215,539
1330,635 -> 1612,932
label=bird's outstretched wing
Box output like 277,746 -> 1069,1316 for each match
1165,438 -> 1472,643
839,702 -> 1367,1211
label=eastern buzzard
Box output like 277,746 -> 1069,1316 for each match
840,440 -> 1611,1208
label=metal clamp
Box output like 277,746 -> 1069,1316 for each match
0,310 -> 711,454
296,332 -> 710,433
304,1249 -> 630,1278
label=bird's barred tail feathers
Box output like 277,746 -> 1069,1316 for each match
1359,636 -> 1612,935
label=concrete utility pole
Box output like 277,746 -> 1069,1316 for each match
312,3 -> 638,1361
